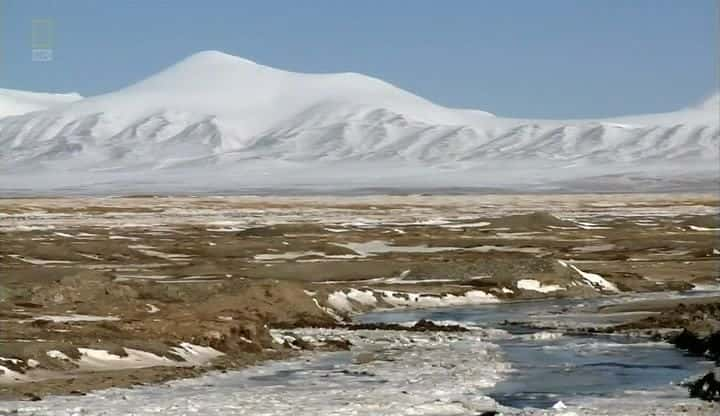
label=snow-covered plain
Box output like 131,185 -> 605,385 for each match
1,51 -> 718,194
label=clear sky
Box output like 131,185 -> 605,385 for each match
1,0 -> 718,118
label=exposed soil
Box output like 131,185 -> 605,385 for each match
1,194 -> 718,399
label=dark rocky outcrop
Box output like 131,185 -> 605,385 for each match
670,329 -> 720,362
672,329 -> 710,355
686,371 -> 720,401
348,319 -> 469,332
708,332 -> 720,362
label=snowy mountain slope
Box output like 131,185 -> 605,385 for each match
0,89 -> 81,118
0,51 -> 717,193
694,92 -> 720,112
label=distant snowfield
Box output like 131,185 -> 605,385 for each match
0,51 -> 717,194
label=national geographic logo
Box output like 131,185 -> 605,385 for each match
31,18 -> 53,61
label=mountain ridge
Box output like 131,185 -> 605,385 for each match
0,51 -> 717,193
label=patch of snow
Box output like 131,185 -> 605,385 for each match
568,264 -> 620,292
326,288 -> 498,315
379,289 -> 498,310
114,274 -> 172,281
516,279 -> 564,293
442,221 -> 491,229
0,365 -> 25,383
333,240 -> 542,256
327,291 -> 354,313
29,314 -> 120,323
469,245 -> 544,253
688,225 -> 720,231
270,332 -> 301,349
324,227 -> 349,233
46,350 -> 71,361
345,288 -> 378,307
332,240 -> 457,256
78,348 -> 173,370
77,344 -> 222,371
570,220 -> 613,230
691,281 -> 720,291
129,245 -> 193,261
572,243 -> 616,253
8,255 -> 74,265
206,227 -> 246,232
380,277 -> 464,284
254,251 -> 326,261
170,343 -> 224,365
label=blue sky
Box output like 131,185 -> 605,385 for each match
2,0 -> 717,118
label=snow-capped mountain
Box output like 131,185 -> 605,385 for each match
0,89 -> 81,118
0,51 -> 717,194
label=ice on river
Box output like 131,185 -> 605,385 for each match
1,328 -> 508,415
1,313 -> 716,415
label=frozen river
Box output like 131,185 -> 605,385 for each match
2,293 -> 717,416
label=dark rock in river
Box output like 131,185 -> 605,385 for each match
707,332 -> 720,362
348,319 -> 469,332
672,329 -> 709,355
671,329 -> 720,362
686,371 -> 720,402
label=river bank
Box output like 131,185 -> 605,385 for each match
2,292 -> 718,415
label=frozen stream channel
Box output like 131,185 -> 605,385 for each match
360,293 -> 717,412
1,293 -> 717,416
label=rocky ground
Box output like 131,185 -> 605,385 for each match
0,194 -> 718,400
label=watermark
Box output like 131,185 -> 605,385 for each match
31,18 -> 53,62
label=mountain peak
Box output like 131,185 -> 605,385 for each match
142,50 -> 273,87
79,49 -> 471,134
176,50 -> 261,68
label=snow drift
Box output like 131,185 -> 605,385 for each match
0,51 -> 717,194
